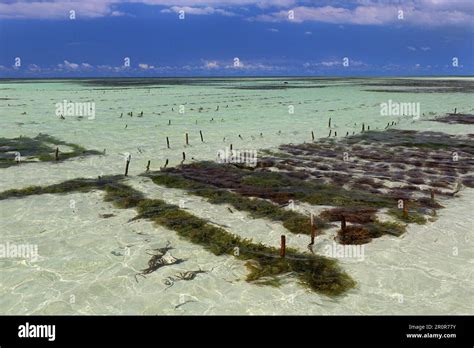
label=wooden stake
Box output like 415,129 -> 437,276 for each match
168,120 -> 171,125
280,235 -> 286,258
230,144 -> 233,151
310,214 -> 316,245
328,118 -> 331,128
311,131 -> 315,141
182,152 -> 186,162
403,201 -> 408,218
362,123 -> 365,132
163,159 -> 168,169
185,133 -> 189,146
200,130 -> 204,142
341,215 -> 346,230
124,155 -> 131,176
146,160 -> 150,173
454,108 -> 457,114
166,137 -> 170,149
55,147 -> 59,161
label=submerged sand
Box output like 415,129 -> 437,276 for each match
0,78 -> 473,314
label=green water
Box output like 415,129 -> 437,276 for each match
0,78 -> 473,314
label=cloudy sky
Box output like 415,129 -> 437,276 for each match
0,0 -> 473,77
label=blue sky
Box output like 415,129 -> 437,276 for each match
0,0 -> 473,77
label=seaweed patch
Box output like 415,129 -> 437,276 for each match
0,133 -> 101,168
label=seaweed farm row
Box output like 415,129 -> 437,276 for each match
150,127 -> 473,242
1,122 -> 473,298
0,134 -> 101,168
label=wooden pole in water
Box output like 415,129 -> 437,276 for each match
168,120 -> 171,125
164,159 -> 169,169
310,214 -> 316,245
280,235 -> 286,258
200,130 -> 204,142
362,123 -> 365,132
403,201 -> 408,218
125,155 -> 131,176
230,144 -> 233,151
311,131 -> 315,141
55,147 -> 59,161
328,118 -> 331,128
341,215 -> 346,230
454,108 -> 457,114
182,152 -> 186,162
166,137 -> 170,149
185,133 -> 189,146
146,160 -> 150,173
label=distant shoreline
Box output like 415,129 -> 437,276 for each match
1,75 -> 473,81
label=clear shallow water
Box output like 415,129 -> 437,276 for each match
0,78 -> 473,314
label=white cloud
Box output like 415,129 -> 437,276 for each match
0,1 -> 472,27
304,31 -> 312,35
58,60 -> 79,69
267,28 -> 279,32
224,61 -> 281,71
320,60 -> 340,67
138,63 -> 155,69
111,10 -> 127,16
303,59 -> 367,68
28,64 -> 41,71
203,60 -> 219,69
407,46 -> 417,51
253,6 -> 398,25
0,1 -> 115,19
161,6 -> 236,16
56,60 -> 96,70
251,2 -> 474,27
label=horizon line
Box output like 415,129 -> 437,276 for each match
1,74 -> 473,81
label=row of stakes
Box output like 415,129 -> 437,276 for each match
54,144 -> 434,258
124,130 -> 240,175
16,110 -> 451,258
51,118 -> 383,170
45,121 -> 378,170
278,192 -> 435,258
127,117 -> 392,176
56,115 -> 436,256
51,106 -> 462,169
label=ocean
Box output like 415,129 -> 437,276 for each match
0,77 -> 473,314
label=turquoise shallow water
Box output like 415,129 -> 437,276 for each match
0,78 -> 473,314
